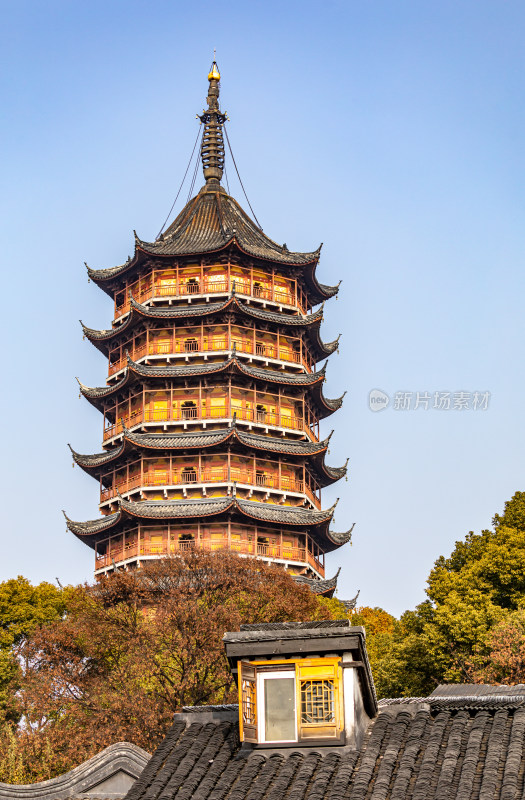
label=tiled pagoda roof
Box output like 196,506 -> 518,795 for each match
81,297 -> 339,362
138,188 -> 321,264
64,497 -> 348,552
78,356 -> 326,399
87,186 -> 320,283
69,426 -> 348,487
77,356 -> 344,419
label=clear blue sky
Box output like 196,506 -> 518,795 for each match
1,1 -> 523,616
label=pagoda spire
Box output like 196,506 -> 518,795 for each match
199,60 -> 226,190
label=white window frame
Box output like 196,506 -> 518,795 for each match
256,669 -> 297,743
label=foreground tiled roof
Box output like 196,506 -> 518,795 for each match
125,692 -> 525,800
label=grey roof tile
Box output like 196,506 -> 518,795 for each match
124,700 -> 525,800
69,427 -> 346,488
78,357 -> 327,402
291,570 -> 340,597
64,498 -> 342,553
63,509 -> 121,536
137,189 -> 320,266
83,298 -> 323,341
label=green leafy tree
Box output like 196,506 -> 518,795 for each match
354,492 -> 525,698
0,577 -> 69,724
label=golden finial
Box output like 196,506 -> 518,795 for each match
208,52 -> 220,81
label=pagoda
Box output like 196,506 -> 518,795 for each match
66,63 -> 352,594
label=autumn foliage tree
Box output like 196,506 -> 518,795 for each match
1,551 -> 342,782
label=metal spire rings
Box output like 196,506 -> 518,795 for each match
199,61 -> 226,188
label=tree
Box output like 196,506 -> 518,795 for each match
348,492 -> 525,700
469,609 -> 525,684
4,551 -> 340,782
0,577 -> 68,725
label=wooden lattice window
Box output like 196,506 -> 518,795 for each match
296,659 -> 343,741
300,679 -> 335,724
239,662 -> 257,743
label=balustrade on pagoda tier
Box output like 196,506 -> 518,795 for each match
108,324 -> 312,377
94,522 -> 325,578
113,263 -> 308,320
102,384 -> 320,443
99,453 -> 321,509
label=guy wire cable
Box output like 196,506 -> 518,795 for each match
156,124 -> 202,240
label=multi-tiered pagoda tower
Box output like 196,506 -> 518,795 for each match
66,63 -> 352,593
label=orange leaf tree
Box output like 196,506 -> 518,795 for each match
9,551 -> 341,781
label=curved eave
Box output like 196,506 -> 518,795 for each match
65,497 -> 342,552
125,355 -> 326,387
138,236 -> 320,270
236,300 -> 323,328
314,333 -> 341,361
313,386 -> 346,420
304,264 -> 341,306
292,569 -> 340,597
78,356 -> 328,409
70,428 -> 239,480
316,456 -> 349,486
123,426 -> 330,457
81,297 -> 231,355
120,497 -> 338,550
64,510 -> 122,547
326,523 -> 355,548
69,442 -> 126,474
81,315 -> 135,355
86,249 -> 144,297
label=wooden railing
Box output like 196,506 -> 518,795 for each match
115,277 -> 305,318
108,334 -> 311,375
103,404 -> 317,442
95,537 -> 324,574
100,466 -> 320,507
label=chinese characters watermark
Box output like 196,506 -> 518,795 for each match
368,389 -> 490,413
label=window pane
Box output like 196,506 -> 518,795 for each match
264,677 -> 295,741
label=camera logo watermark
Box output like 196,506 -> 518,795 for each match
368,390 -> 490,412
